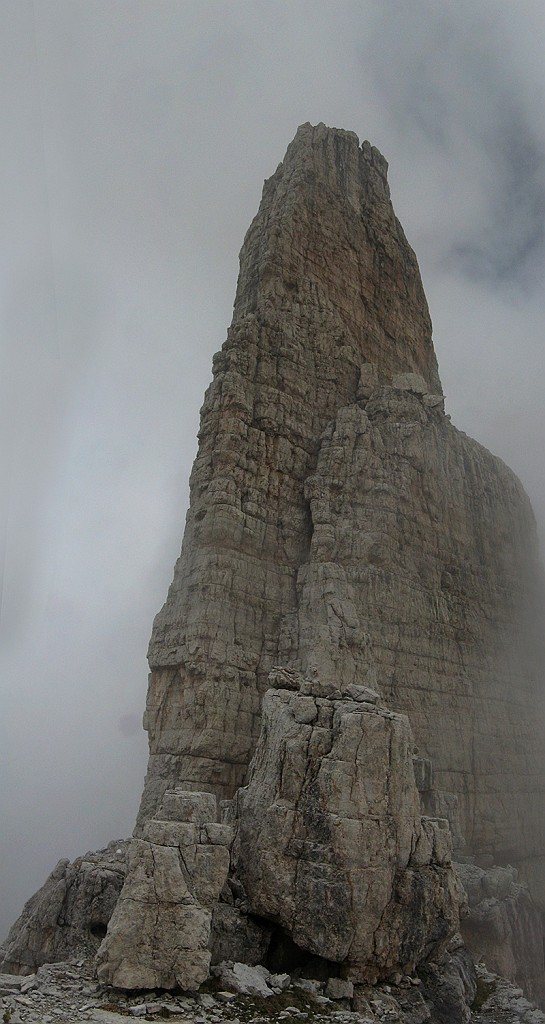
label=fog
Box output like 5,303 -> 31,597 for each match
2,0 -> 545,940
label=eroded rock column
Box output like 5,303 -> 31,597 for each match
139,122 -> 442,822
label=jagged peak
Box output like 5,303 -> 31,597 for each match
233,122 -> 441,394
262,121 -> 390,215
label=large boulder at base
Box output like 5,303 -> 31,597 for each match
231,683 -> 462,982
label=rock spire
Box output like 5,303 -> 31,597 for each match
139,121 -> 443,820
4,122 -> 545,1008
139,124 -> 545,923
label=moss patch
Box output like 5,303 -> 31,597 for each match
225,986 -> 332,1022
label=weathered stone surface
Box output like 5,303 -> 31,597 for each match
392,372 -> 428,394
209,904 -> 272,967
213,961 -> 274,997
455,860 -> 545,1006
96,792 -> 230,990
138,121 -> 442,823
297,384 -> 545,900
3,951 -> 545,1024
137,124 -> 545,954
157,788 -> 218,824
0,842 -> 128,975
325,978 -> 354,1000
5,122 -> 545,1003
231,686 -> 460,981
417,936 -> 476,1024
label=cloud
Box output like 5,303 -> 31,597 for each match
362,0 -> 545,286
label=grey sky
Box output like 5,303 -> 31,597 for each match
2,0 -> 545,940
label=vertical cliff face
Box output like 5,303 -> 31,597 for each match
297,385 -> 545,900
138,123 -> 545,914
140,122 -> 441,819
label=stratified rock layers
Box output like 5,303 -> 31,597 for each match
140,123 -> 545,908
140,123 -> 440,812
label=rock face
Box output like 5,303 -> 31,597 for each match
4,122 -> 545,1001
139,121 -> 545,920
456,860 -> 545,1006
232,682 -> 461,982
139,121 -> 442,820
0,842 -> 128,975
96,792 -> 231,990
297,376 -> 545,898
96,679 -> 461,989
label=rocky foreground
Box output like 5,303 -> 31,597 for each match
1,953 -> 544,1024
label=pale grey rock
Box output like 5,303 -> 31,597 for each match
387,986 -> 431,1024
412,757 -> 433,794
0,974 -> 25,991
298,382 -> 545,909
422,392 -> 444,409
216,990 -> 238,1002
392,372 -> 428,395
326,979 -> 354,1000
219,799 -> 236,824
270,972 -> 291,990
201,823 -> 235,847
296,978 -> 322,994
417,937 -> 476,1024
96,792 -> 230,991
357,363 -> 379,401
412,817 -> 452,868
291,694 -> 318,723
268,667 -> 305,691
142,820 -> 199,845
139,154 -> 545,980
298,676 -> 343,699
215,961 -> 274,997
157,789 -> 217,824
340,683 -> 380,703
139,122 -> 442,825
2,952 -> 545,1024
0,842 -> 128,975
6,121 -> 545,1006
231,686 -> 460,982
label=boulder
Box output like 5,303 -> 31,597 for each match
214,961 -> 274,997
231,686 -> 461,982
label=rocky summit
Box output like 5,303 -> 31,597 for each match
3,123 -> 545,1022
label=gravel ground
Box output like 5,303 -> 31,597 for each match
2,958 -> 545,1024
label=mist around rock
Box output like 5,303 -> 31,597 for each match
4,4 -> 545,960
3,123 -> 545,1023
